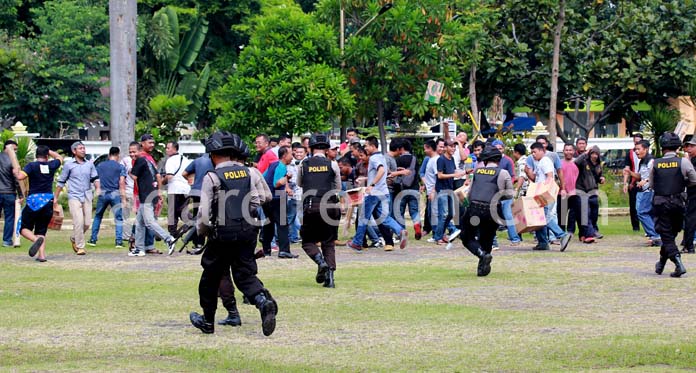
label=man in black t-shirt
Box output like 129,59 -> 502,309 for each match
393,139 -> 422,240
129,134 -> 176,257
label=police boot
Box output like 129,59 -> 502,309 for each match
254,290 -> 278,337
476,249 -> 492,277
669,255 -> 687,278
189,312 -> 214,334
218,298 -> 242,327
312,253 -> 329,284
323,270 -> 335,288
655,256 -> 668,275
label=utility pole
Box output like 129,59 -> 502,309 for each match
109,0 -> 137,153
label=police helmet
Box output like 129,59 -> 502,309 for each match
205,131 -> 249,158
660,132 -> 682,150
309,134 -> 330,149
479,145 -> 502,163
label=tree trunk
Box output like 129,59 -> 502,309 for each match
377,100 -> 388,153
469,64 -> 479,138
109,0 -> 137,153
548,0 -> 565,144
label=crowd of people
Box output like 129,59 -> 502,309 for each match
4,127 -> 696,335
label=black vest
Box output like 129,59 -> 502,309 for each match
213,164 -> 256,240
653,157 -> 685,196
301,156 -> 335,198
468,166 -> 500,204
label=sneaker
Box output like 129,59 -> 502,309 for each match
128,249 -> 145,257
369,241 -> 384,249
492,244 -> 500,251
76,248 -> 86,255
167,239 -> 177,256
347,241 -> 364,252
448,229 -> 461,242
560,233 -> 572,252
87,240 -> 97,247
583,236 -> 596,244
384,245 -> 394,251
115,243 -> 124,249
271,245 -> 279,252
509,241 -> 521,247
28,237 -> 44,258
594,232 -> 604,239
427,238 -> 437,243
3,242 -> 13,247
414,223 -> 422,240
550,239 -> 561,245
533,244 -> 550,251
399,230 -> 408,249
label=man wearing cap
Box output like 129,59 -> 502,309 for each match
297,134 -> 342,287
0,140 -> 21,247
55,141 -> 100,255
432,138 -> 465,245
682,137 -> 696,254
129,134 -> 177,256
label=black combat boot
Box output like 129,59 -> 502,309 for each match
254,290 -> 278,336
476,249 -> 492,277
312,253 -> 329,284
218,299 -> 242,326
323,270 -> 335,288
655,256 -> 668,275
669,255 -> 687,278
189,312 -> 214,334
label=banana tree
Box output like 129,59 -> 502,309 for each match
138,6 -> 210,122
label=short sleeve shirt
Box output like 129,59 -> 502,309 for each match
367,153 -> 389,195
165,154 -> 191,194
23,159 -> 61,195
534,156 -> 555,183
96,159 -> 126,193
131,157 -> 158,203
186,155 -> 214,194
436,156 -> 455,192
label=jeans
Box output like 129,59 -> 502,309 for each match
636,190 -> 658,239
397,189 -> 421,226
288,198 -> 299,242
536,201 -> 567,246
353,194 -> 403,246
0,193 -> 16,245
500,198 -> 520,243
434,193 -> 457,241
135,203 -> 172,251
90,192 -> 123,244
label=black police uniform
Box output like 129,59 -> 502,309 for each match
300,155 -> 341,287
192,160 -> 278,335
461,164 -> 510,276
651,152 -> 689,277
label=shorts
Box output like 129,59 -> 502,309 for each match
21,202 -> 53,236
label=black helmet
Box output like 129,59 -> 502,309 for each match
479,145 -> 502,163
660,132 -> 682,150
309,134 -> 330,149
205,131 -> 249,158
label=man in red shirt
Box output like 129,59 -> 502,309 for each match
254,134 -> 278,174
560,144 -> 585,241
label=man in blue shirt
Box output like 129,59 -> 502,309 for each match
348,136 -> 408,251
433,139 -> 465,244
182,153 -> 214,252
261,146 -> 298,258
89,147 -> 126,247
55,141 -> 100,255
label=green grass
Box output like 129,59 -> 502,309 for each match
1,218 -> 695,371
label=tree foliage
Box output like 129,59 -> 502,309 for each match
210,1 -> 354,138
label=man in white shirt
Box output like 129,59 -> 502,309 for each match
164,141 -> 191,236
525,142 -> 571,251
120,141 -> 138,247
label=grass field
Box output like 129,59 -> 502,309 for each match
1,216 -> 696,371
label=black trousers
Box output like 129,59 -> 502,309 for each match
461,204 -> 498,256
684,197 -> 696,250
219,272 -> 237,312
301,210 -> 339,269
167,193 -> 188,235
566,195 -> 580,235
424,199 -> 432,233
262,199 -> 290,255
198,238 -> 265,322
629,186 -> 640,231
653,195 -> 685,259
187,196 -> 205,246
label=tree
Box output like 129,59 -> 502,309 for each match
316,0 -> 486,148
210,1 -> 354,139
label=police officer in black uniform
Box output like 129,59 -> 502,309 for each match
189,131 -> 278,335
681,136 -> 696,254
460,146 -> 513,276
297,134 -> 342,288
649,132 -> 696,278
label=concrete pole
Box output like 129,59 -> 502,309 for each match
109,0 -> 137,153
